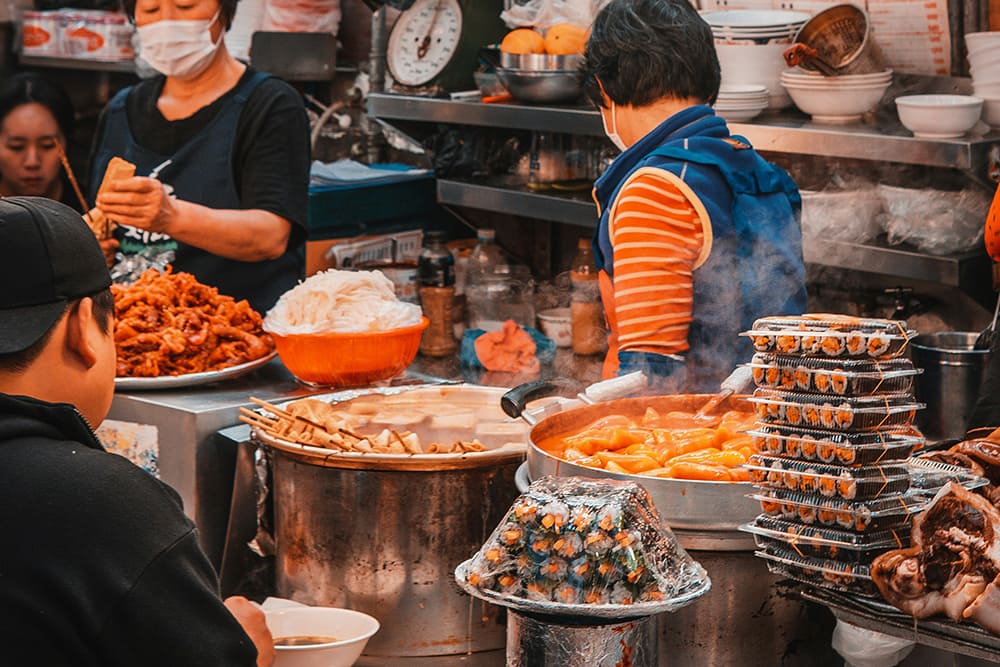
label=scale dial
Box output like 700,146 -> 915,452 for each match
387,0 -> 464,87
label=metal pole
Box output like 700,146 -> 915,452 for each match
366,7 -> 388,164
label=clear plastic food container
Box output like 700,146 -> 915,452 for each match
749,354 -> 920,396
750,425 -> 920,465
756,545 -> 880,596
753,489 -> 923,533
743,515 -> 908,563
747,454 -> 910,500
742,314 -> 916,360
748,389 -> 922,431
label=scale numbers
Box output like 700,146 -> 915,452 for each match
387,0 -> 464,87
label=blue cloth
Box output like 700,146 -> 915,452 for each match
593,105 -> 807,392
459,328 -> 557,369
90,71 -> 301,312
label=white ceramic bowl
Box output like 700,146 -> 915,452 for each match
537,307 -> 571,348
716,42 -> 794,109
982,97 -> 1000,127
781,69 -> 893,84
974,82 -> 1000,97
965,32 -> 1000,49
702,9 -> 811,28
968,52 -> 1000,69
718,83 -> 770,97
782,79 -> 891,122
266,607 -> 380,667
895,94 -> 983,138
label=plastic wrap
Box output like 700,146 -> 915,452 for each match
457,475 -> 710,617
748,389 -> 921,431
500,0 -> 609,31
749,354 -> 920,396
831,620 -> 915,667
750,425 -> 918,465
754,489 -> 922,533
905,456 -> 990,497
757,544 -> 880,596
879,184 -> 989,257
743,315 -> 915,360
262,0 -> 340,35
800,188 -> 883,244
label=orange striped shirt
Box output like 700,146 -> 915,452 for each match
607,169 -> 709,357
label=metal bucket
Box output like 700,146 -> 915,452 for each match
271,448 -> 521,658
507,611 -> 657,666
792,4 -> 886,75
911,332 -> 991,441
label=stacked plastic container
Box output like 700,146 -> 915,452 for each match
739,315 -> 924,598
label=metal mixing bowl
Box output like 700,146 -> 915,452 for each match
495,68 -> 584,104
499,52 -> 583,70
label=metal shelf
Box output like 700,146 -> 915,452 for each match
437,177 -> 988,291
369,93 -> 1000,171
19,54 -> 135,73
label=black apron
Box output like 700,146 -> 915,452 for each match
90,71 -> 301,312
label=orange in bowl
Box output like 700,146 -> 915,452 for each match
272,318 -> 429,387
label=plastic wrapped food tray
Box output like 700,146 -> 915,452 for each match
750,425 -> 919,465
743,516 -> 908,563
756,545 -> 880,597
747,455 -> 910,500
749,354 -> 920,396
906,456 -> 990,497
748,389 -> 922,431
742,314 -> 915,360
754,489 -> 923,533
458,476 -> 710,614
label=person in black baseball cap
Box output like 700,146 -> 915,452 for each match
0,197 -> 274,666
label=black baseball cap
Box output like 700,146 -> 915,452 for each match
0,197 -> 112,355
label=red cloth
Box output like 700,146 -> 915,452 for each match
474,320 -> 540,373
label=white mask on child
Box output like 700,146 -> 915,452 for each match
137,9 -> 223,80
601,102 -> 628,152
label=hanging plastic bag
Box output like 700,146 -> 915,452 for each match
501,0 -> 611,30
831,619 -> 915,667
879,183 -> 989,256
262,0 -> 341,35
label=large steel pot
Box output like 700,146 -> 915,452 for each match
505,384 -> 759,550
259,385 -> 526,658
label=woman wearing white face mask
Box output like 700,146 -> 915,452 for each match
580,0 -> 808,392
87,0 -> 309,313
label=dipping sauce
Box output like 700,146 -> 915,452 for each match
274,635 -> 338,646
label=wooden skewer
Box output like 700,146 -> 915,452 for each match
54,137 -> 90,214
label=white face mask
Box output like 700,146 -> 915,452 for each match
137,9 -> 223,80
601,101 -> 627,152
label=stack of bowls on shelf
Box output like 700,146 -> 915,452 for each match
966,31 -> 1000,128
713,83 -> 770,122
739,314 -> 924,599
780,68 -> 893,123
894,94 -> 984,139
703,9 -> 811,110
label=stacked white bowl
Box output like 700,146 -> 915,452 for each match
713,83 -> 770,121
780,68 -> 893,123
966,32 -> 1000,128
704,9 -> 811,110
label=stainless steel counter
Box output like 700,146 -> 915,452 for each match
106,360 -> 327,567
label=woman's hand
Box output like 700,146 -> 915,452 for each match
98,238 -> 119,268
223,596 -> 275,667
96,176 -> 177,234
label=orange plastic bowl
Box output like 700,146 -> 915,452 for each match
272,317 -> 429,387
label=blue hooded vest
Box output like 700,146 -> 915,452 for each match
594,105 -> 807,392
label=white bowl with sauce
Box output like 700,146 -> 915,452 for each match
266,606 -> 380,667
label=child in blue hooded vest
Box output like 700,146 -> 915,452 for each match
581,0 -> 808,393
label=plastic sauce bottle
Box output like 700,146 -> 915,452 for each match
570,238 -> 606,355
465,228 -> 508,332
418,231 -> 457,356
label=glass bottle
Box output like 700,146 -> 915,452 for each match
570,238 -> 606,355
417,231 -> 456,356
465,228 -> 534,332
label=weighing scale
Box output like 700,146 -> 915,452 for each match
386,0 -> 506,95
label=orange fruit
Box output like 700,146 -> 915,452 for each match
544,23 -> 588,55
500,28 -> 546,55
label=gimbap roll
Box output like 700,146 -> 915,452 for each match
786,435 -> 802,458
822,335 -> 846,357
752,365 -> 766,386
597,506 -> 623,532
584,587 -> 610,605
539,502 -> 569,532
795,366 -> 812,391
512,498 -> 540,523
799,470 -> 818,494
782,470 -> 800,491
525,581 -> 553,602
867,335 -> 892,358
568,556 -> 591,585
800,435 -> 818,460
553,532 -> 584,559
609,581 -> 635,605
803,405 -> 821,428
835,402 -> 854,429
819,403 -> 837,429
584,530 -> 615,557
837,474 -> 857,500
801,334 -> 821,354
830,370 -> 849,395
776,334 -> 801,354
538,556 -> 568,581
553,581 -> 583,604
528,536 -> 552,559
764,365 -> 781,387
798,503 -> 817,524
836,444 -> 856,465
813,370 -> 831,393
785,404 -> 802,425
779,368 -> 796,390
570,506 -> 595,533
499,523 -> 526,550
845,332 -> 867,356
817,440 -> 837,463
497,572 -> 521,595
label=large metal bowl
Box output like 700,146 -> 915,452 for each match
495,68 -> 584,104
499,52 -> 583,70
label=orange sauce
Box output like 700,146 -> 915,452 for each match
536,407 -> 755,482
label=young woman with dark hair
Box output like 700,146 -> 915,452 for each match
0,73 -> 80,210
